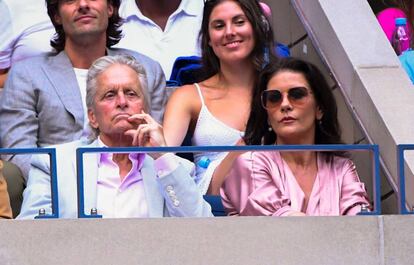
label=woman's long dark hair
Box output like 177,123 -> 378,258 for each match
198,0 -> 276,81
244,57 -> 344,156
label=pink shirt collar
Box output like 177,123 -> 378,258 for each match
97,137 -> 146,191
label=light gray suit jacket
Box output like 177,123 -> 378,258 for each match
0,48 -> 166,179
17,139 -> 213,219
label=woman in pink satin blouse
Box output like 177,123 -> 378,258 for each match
220,58 -> 370,216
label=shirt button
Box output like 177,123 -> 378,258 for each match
173,200 -> 180,207
166,185 -> 174,192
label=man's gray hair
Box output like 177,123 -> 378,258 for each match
86,55 -> 150,139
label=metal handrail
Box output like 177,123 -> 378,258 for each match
0,148 -> 59,218
76,144 -> 381,218
397,144 -> 414,214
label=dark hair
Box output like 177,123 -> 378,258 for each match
244,57 -> 343,155
46,0 -> 123,52
198,0 -> 276,80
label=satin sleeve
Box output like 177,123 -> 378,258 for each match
338,158 -> 370,215
220,152 -> 253,216
240,152 -> 296,216
220,187 -> 239,216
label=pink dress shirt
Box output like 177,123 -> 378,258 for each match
96,138 -> 185,218
97,150 -> 148,218
220,151 -> 370,216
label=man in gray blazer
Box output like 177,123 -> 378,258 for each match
18,55 -> 212,219
0,0 -> 166,189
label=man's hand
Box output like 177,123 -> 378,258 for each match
125,111 -> 167,159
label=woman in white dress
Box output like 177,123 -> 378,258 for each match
163,0 -> 276,194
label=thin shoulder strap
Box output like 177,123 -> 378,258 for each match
194,83 -> 205,106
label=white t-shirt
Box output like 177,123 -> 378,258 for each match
73,67 -> 91,138
115,0 -> 203,79
0,0 -> 55,70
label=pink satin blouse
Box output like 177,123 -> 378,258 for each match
220,151 -> 370,216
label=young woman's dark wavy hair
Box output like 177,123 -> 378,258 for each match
198,0 -> 276,81
46,0 -> 123,52
244,57 -> 344,156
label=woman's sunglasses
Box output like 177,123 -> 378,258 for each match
261,87 -> 311,109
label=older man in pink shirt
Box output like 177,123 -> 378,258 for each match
17,55 -> 212,219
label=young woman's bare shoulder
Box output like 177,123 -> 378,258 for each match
170,84 -> 199,98
167,84 -> 201,109
170,85 -> 199,101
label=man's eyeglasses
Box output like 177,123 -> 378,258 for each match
261,87 -> 311,109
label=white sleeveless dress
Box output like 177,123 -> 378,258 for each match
192,83 -> 244,194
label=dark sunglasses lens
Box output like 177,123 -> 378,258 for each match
264,90 -> 282,108
288,87 -> 308,101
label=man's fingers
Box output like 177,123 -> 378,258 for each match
128,112 -> 156,125
125,129 -> 139,146
137,125 -> 151,146
125,116 -> 162,147
127,114 -> 146,126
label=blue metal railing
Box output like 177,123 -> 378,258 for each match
397,144 -> 414,214
76,144 -> 381,217
0,148 -> 59,218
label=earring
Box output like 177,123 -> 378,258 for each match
267,119 -> 273,132
318,119 -> 322,126
317,118 -> 331,137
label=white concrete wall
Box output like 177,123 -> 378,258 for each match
0,216 -> 413,265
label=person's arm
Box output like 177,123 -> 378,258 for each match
125,112 -> 212,217
0,160 -> 12,219
219,186 -> 238,216
0,1 -> 12,89
16,154 -> 52,219
155,154 -> 213,217
125,110 -> 167,157
208,138 -> 245,195
163,85 -> 196,146
0,68 -> 9,88
338,159 -> 371,215
0,62 -> 40,179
